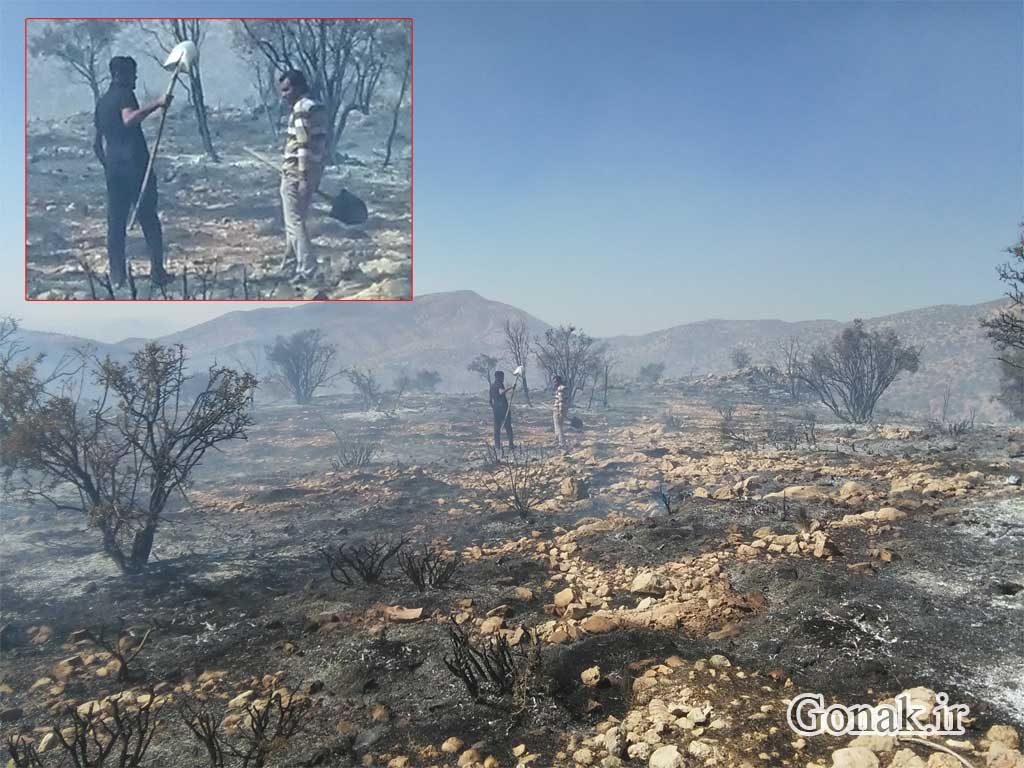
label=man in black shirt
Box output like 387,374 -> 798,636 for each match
93,56 -> 173,287
489,370 -> 514,454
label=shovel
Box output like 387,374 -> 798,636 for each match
243,147 -> 369,225
499,365 -> 524,445
129,40 -> 198,230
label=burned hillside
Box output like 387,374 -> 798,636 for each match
1,375 -> 1021,767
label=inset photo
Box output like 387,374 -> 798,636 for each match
25,18 -> 412,301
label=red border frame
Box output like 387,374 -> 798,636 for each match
23,16 -> 414,304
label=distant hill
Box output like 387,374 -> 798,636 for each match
17,291 -> 1010,421
603,300 -> 1006,420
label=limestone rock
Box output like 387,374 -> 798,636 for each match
630,572 -> 665,596
648,745 -> 684,768
441,737 -> 464,753
830,747 -> 879,768
848,735 -> 896,753
887,749 -> 926,768
988,726 -> 1021,751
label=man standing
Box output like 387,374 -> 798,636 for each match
93,56 -> 173,287
278,70 -> 328,284
490,370 -> 514,454
552,375 -> 569,449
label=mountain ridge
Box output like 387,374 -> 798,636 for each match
16,291 -> 1008,419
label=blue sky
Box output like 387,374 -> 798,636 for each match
4,0 -> 1022,340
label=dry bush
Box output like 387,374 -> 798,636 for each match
443,623 -> 540,710
765,417 -> 800,450
661,408 -> 682,431
320,536 -> 408,585
5,735 -> 43,768
486,445 -> 557,519
397,544 -> 461,591
84,624 -> 153,683
51,689 -> 162,767
330,441 -> 379,469
180,689 -> 315,768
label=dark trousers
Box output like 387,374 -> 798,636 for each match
105,165 -> 164,283
493,407 -> 513,451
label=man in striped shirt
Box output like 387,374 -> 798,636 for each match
552,375 -> 569,449
278,70 -> 328,283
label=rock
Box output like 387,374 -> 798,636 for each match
875,507 -> 906,522
512,587 -> 534,602
228,690 -> 255,709
900,687 -> 937,719
387,757 -> 410,768
37,732 -> 59,753
839,481 -> 871,499
648,745 -> 684,768
442,737 -> 465,754
554,588 -> 576,608
1005,475 -> 1021,486
708,654 -> 731,669
764,485 -> 829,503
987,726 -> 1021,751
581,615 -> 616,634
830,747 -> 879,768
458,749 -> 482,767
925,754 -> 960,767
848,735 -> 897,753
630,572 -> 665,596
480,616 -> 505,634
384,606 -> 423,622
573,747 -> 594,765
561,477 -> 590,500
30,626 -> 53,645
887,749 -> 926,768
627,742 -> 651,761
581,666 -> 601,687
986,743 -> 1024,768
688,740 -> 714,759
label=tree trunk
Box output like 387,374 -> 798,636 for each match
125,524 -> 158,574
189,70 -> 219,162
332,103 -> 360,165
383,57 -> 410,168
521,374 -> 531,405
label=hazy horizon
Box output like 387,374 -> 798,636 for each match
11,289 -> 1005,344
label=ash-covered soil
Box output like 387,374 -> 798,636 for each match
1,390 -> 1022,768
26,105 -> 411,301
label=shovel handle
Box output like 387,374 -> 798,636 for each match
128,63 -> 181,231
244,146 -> 331,201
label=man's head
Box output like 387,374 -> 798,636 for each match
278,69 -> 309,105
109,56 -> 137,88
553,375 -> 563,387
494,370 -> 505,383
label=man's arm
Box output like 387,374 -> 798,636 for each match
93,128 -> 106,168
121,94 -> 172,127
